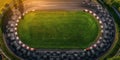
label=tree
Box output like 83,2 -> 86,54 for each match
119,7 -> 120,12
104,0 -> 113,6
108,56 -> 120,60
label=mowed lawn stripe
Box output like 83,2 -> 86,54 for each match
18,10 -> 99,49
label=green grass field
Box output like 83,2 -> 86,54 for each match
18,10 -> 99,49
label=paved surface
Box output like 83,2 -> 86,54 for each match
23,0 -> 87,11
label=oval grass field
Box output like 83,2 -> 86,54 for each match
18,10 -> 100,49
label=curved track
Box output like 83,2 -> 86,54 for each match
2,0 -> 116,60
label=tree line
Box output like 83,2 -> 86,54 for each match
104,0 -> 120,11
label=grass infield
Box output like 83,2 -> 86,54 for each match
18,10 -> 99,49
